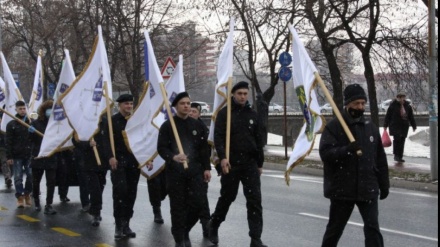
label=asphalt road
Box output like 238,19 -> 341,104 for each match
0,169 -> 438,247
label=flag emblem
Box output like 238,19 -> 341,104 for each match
93,69 -> 103,102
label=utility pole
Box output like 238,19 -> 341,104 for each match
428,0 -> 438,181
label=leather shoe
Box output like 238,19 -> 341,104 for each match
250,238 -> 268,247
208,220 -> 219,244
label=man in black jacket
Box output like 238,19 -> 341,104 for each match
5,100 -> 32,208
384,91 -> 417,163
158,92 -> 211,247
319,84 -> 390,247
208,81 -> 267,247
103,94 -> 140,240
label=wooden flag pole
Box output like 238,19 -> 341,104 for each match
224,78 -> 233,174
104,82 -> 116,158
0,107 -> 44,137
91,138 -> 102,166
315,72 -> 362,156
159,82 -> 188,169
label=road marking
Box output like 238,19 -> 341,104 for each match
299,213 -> 438,242
17,215 -> 40,222
263,174 -> 323,184
391,190 -> 437,199
95,244 -> 112,247
52,227 -> 81,237
0,206 -> 8,211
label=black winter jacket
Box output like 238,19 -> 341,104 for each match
29,118 -> 57,170
214,99 -> 264,168
5,114 -> 31,160
384,100 -> 416,137
319,111 -> 390,201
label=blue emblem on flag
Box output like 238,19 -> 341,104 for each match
36,81 -> 43,100
59,83 -> 69,94
0,88 -> 5,102
93,70 -> 103,102
161,92 -> 177,120
150,85 -> 156,98
53,104 -> 65,121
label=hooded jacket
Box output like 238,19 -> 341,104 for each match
319,111 -> 390,201
5,114 -> 31,160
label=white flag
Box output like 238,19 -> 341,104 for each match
59,26 -> 112,141
285,25 -> 325,183
0,52 -> 26,133
208,19 -> 234,163
28,52 -> 44,114
0,76 -> 6,109
38,50 -> 76,157
123,30 -> 167,179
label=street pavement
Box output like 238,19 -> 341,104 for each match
0,166 -> 438,247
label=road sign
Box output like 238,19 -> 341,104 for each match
160,57 -> 177,79
279,52 -> 292,67
278,66 -> 292,82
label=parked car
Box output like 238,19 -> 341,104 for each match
269,102 -> 284,113
192,101 -> 211,113
320,103 -> 332,113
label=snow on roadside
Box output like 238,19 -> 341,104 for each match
267,127 -> 430,158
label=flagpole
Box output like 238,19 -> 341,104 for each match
103,81 -> 116,158
91,137 -> 102,166
159,82 -> 188,169
315,72 -> 362,156
224,77 -> 233,174
0,107 -> 43,137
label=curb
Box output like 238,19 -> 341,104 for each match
263,161 -> 438,193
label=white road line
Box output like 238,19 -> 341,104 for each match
263,174 -> 323,184
299,213 -> 438,242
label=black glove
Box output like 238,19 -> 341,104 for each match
346,141 -> 361,154
380,188 -> 389,200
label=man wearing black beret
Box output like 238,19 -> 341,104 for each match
158,92 -> 211,247
102,93 -> 140,239
208,81 -> 267,247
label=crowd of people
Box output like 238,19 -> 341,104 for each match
0,82 -> 412,247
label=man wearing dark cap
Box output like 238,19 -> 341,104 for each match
384,91 -> 417,163
157,92 -> 211,247
208,81 -> 267,247
319,84 -> 389,247
102,93 -> 140,239
189,101 -> 211,238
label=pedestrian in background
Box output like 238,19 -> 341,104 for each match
29,100 -> 58,215
384,91 -> 417,163
5,101 -> 32,207
0,111 -> 13,188
208,81 -> 267,247
189,101 -> 211,238
102,94 -> 140,240
158,92 -> 211,247
319,84 -> 390,247
73,119 -> 108,227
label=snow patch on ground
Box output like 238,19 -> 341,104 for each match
267,127 -> 430,158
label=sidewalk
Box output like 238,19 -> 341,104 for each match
264,145 -> 438,193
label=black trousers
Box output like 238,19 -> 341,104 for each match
392,135 -> 406,159
147,171 -> 167,208
322,199 -> 384,247
166,166 -> 206,242
211,164 -> 263,239
199,181 -> 210,223
32,168 -> 56,205
111,166 -> 140,219
87,170 -> 107,216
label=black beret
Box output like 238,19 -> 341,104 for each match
116,94 -> 134,103
191,102 -> 202,112
344,84 -> 367,105
231,81 -> 249,93
172,92 -> 190,107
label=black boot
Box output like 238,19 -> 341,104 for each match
123,219 -> 136,238
44,205 -> 57,215
34,198 -> 41,212
114,218 -> 125,240
91,214 -> 101,227
153,206 -> 164,224
250,238 -> 268,247
208,220 -> 219,244
175,242 -> 185,247
184,232 -> 192,247
201,220 -> 209,238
